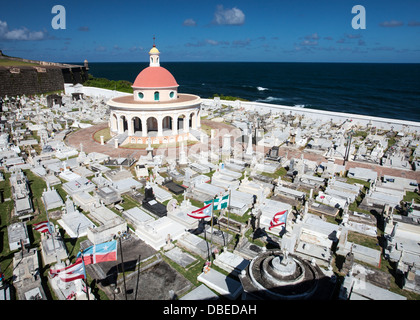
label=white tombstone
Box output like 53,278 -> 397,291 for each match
179,142 -> 188,165
222,134 -> 232,154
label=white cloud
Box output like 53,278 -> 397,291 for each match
232,38 -> 251,47
183,18 -> 197,27
129,45 -> 143,52
206,39 -> 219,46
305,33 -> 319,40
95,45 -> 107,52
300,40 -> 318,46
379,20 -> 404,27
0,20 -> 45,40
213,5 -> 245,25
408,21 -> 420,27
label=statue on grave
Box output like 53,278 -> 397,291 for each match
341,250 -> 354,275
283,248 -> 289,260
144,183 -> 155,202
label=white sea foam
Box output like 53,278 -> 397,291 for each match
257,86 -> 269,91
294,104 -> 306,108
255,96 -> 284,103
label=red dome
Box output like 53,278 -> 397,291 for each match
132,66 -> 178,88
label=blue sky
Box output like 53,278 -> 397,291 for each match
1,0 -> 419,63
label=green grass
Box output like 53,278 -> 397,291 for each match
209,94 -> 249,102
0,59 -> 40,66
83,75 -> 133,93
93,127 -> 112,143
404,191 -> 420,204
121,194 -> 140,211
0,200 -> 15,280
347,231 -> 380,250
259,167 -> 288,180
200,123 -> 213,136
353,131 -> 368,140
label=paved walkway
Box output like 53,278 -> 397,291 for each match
65,119 -> 234,159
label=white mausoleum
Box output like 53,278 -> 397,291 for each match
107,44 -> 202,145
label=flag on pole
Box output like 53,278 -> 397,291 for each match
269,210 -> 288,230
33,221 -> 53,234
49,260 -> 86,282
187,203 -> 212,219
205,194 -> 229,210
76,240 -> 118,265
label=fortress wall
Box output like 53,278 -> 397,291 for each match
0,65 -> 89,98
0,66 -> 64,97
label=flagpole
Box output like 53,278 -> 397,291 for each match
202,217 -> 210,261
80,249 -> 90,300
210,197 -> 215,264
227,188 -> 231,234
134,254 -> 141,300
119,237 -> 127,300
44,199 -> 58,263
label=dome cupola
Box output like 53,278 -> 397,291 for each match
149,44 -> 160,67
132,42 -> 179,102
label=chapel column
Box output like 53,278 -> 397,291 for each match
197,109 -> 201,128
192,111 -> 197,130
157,116 -> 163,137
127,116 -> 134,136
118,116 -> 124,134
172,115 -> 178,135
141,116 -> 148,137
183,113 -> 189,133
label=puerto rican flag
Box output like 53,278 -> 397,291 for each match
187,203 -> 212,219
269,210 -> 288,230
33,221 -> 53,234
49,260 -> 86,283
76,240 -> 118,265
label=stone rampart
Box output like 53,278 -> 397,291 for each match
0,65 -> 88,97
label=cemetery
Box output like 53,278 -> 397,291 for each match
0,88 -> 419,301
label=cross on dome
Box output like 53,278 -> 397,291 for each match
149,37 -> 160,67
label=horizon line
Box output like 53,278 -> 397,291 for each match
62,60 -> 420,64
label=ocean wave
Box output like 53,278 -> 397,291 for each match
257,86 -> 269,91
241,85 -> 269,91
255,96 -> 284,103
294,104 -> 306,108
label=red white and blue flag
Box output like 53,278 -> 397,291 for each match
187,203 -> 213,219
33,221 -> 53,234
49,260 -> 86,283
76,240 -> 118,265
269,210 -> 288,230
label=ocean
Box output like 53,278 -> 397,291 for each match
85,62 -> 420,122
